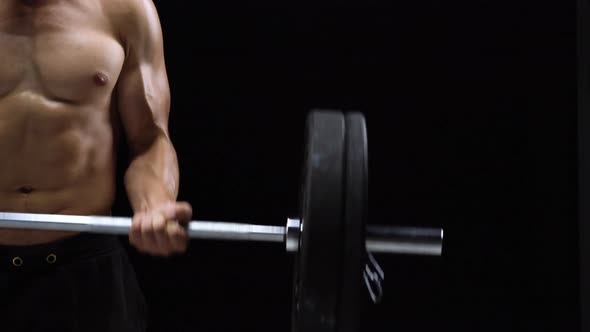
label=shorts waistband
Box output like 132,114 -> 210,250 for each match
0,233 -> 122,273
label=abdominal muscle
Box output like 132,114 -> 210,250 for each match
0,93 -> 119,245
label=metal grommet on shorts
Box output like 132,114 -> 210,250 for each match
12,257 -> 23,267
46,254 -> 57,264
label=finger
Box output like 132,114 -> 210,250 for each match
152,212 -> 174,256
140,213 -> 161,255
168,222 -> 189,253
130,214 -> 146,252
162,202 -> 193,224
176,202 -> 193,222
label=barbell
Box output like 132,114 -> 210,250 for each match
0,110 -> 443,332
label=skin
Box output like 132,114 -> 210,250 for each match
0,0 -> 190,257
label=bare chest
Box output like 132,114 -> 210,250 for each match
0,7 -> 125,103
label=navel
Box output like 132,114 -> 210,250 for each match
17,186 -> 34,195
93,72 -> 109,86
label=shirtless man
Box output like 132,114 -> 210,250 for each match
0,0 -> 190,331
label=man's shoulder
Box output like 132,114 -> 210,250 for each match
102,0 -> 160,41
102,0 -> 152,17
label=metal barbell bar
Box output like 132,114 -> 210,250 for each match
0,212 -> 443,256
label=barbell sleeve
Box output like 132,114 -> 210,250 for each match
284,218 -> 443,256
365,225 -> 443,256
0,212 -> 443,256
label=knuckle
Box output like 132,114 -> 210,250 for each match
140,227 -> 152,237
153,222 -> 166,233
140,220 -> 153,233
131,218 -> 141,231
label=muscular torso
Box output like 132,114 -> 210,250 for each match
0,0 -> 125,244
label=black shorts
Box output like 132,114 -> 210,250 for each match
0,233 -> 147,332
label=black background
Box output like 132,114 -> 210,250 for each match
112,1 -> 579,331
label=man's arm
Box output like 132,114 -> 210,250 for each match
116,0 -> 191,256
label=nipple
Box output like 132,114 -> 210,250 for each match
93,72 -> 109,86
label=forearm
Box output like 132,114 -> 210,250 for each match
124,134 -> 180,212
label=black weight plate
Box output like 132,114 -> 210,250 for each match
292,111 -> 346,332
338,112 -> 368,332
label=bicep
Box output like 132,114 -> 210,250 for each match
116,0 -> 171,154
